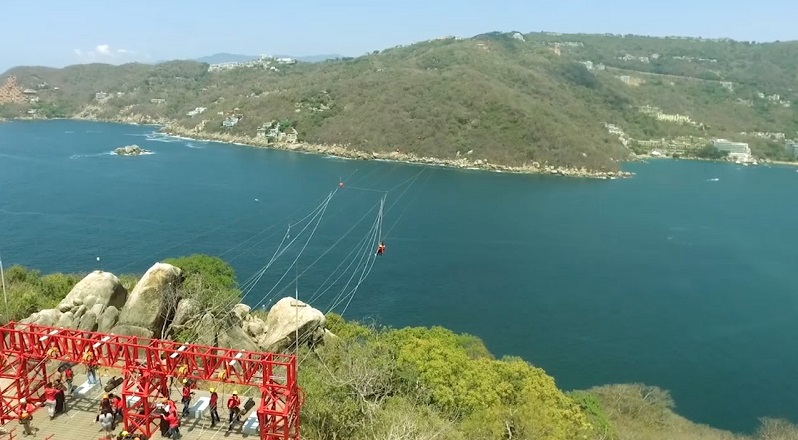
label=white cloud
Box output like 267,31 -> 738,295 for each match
72,44 -> 137,64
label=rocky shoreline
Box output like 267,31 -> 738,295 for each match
26,113 -> 635,179
161,124 -> 634,180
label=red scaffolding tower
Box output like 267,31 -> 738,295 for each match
0,322 -> 301,440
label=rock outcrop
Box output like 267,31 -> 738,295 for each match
23,271 -> 127,331
19,262 -> 331,355
258,298 -> 326,352
58,271 -> 127,312
114,144 -> 150,156
115,263 -> 183,338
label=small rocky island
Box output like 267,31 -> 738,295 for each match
114,144 -> 150,156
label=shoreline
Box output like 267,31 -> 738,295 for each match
13,115 -> 635,180
160,124 -> 635,179
633,152 -> 798,168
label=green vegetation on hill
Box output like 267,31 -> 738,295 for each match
2,32 -> 798,168
3,255 -> 798,439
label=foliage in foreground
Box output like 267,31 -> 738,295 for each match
300,316 -> 596,440
5,257 -> 798,439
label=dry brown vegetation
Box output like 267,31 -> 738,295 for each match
589,384 -> 798,440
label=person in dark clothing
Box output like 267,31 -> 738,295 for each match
54,379 -> 66,414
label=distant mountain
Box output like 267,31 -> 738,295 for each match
192,53 -> 258,64
190,53 -> 344,64
6,31 -> 798,171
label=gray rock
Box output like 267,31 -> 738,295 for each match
217,323 -> 259,352
90,303 -> 104,318
98,306 -> 120,333
58,271 -> 127,312
259,297 -> 326,352
73,305 -> 87,321
78,312 -> 98,332
195,313 -> 217,347
110,325 -> 154,338
244,316 -> 266,337
34,309 -> 62,327
114,144 -> 150,156
117,263 -> 183,334
171,298 -> 200,331
83,294 -> 98,310
20,312 -> 38,325
56,312 -> 74,328
231,304 -> 251,323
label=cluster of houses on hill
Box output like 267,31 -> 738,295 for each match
208,55 -> 298,72
217,114 -> 298,144
256,121 -> 298,143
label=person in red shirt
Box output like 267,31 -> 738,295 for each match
63,366 -> 74,393
208,387 -> 220,427
226,391 -> 241,431
43,382 -> 58,419
110,393 -> 123,427
180,379 -> 193,417
160,397 -> 177,416
165,411 -> 180,439
18,398 -> 36,416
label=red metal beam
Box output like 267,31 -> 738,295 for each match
0,322 -> 301,440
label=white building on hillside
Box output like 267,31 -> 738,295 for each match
712,139 -> 751,161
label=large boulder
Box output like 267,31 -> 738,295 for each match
258,298 -> 326,352
170,298 -> 200,331
217,322 -> 260,352
195,313 -> 217,347
56,312 -> 74,328
21,309 -> 62,327
98,306 -> 120,333
58,271 -> 127,312
78,312 -> 98,331
117,263 -> 183,335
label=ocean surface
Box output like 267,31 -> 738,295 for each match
2,120 -> 797,432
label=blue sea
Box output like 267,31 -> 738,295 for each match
2,120 -> 797,432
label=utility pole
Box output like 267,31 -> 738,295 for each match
0,252 -> 8,320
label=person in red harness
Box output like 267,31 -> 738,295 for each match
226,391 -> 241,431
377,241 -> 386,256
209,387 -> 220,427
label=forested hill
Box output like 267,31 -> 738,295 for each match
2,31 -> 798,170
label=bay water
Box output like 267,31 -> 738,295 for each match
1,120 -> 797,432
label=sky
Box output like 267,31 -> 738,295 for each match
1,0 -> 797,72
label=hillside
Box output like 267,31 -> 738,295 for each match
2,31 -> 798,171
